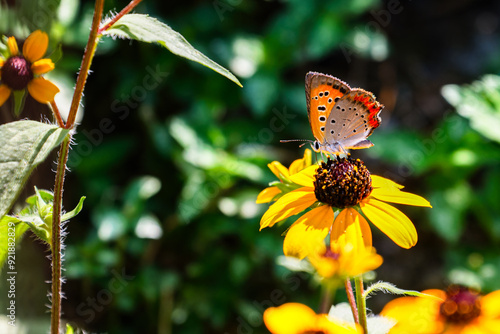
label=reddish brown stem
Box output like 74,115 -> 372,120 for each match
345,278 -> 359,324
97,0 -> 144,35
49,100 -> 65,128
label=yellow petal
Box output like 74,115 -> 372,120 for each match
481,290 -> 500,318
268,161 -> 290,179
289,149 -> 312,174
288,165 -> 318,187
260,187 -> 317,230
256,186 -> 281,204
331,208 -> 372,248
31,58 -> 55,75
371,187 -> 432,207
283,205 -> 333,259
0,84 -> 12,106
27,77 -> 59,103
264,303 -> 321,334
381,290 -> 445,334
22,30 -> 48,62
371,175 -> 404,190
361,198 -> 418,249
7,36 -> 19,56
0,58 -> 4,68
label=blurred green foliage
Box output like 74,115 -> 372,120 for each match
2,0 -> 500,333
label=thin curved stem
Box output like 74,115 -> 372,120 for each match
50,135 -> 71,334
49,100 -> 65,128
65,0 -> 105,129
354,276 -> 368,333
319,281 -> 337,314
345,278 -> 359,324
97,0 -> 143,35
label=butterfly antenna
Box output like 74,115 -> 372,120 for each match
280,139 -> 312,143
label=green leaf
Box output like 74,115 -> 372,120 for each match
13,90 -> 26,116
65,323 -> 74,334
61,196 -> 86,221
0,215 -> 30,272
0,120 -> 69,218
103,14 -> 242,87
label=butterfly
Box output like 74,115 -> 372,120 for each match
303,71 -> 383,155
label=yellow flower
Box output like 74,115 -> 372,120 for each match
256,149 -> 312,204
264,302 -> 362,334
259,157 -> 431,259
381,286 -> 500,334
0,30 -> 59,106
308,219 -> 383,279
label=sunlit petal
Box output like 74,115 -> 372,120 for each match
256,186 -> 281,204
260,187 -> 316,230
361,198 -> 418,249
0,58 -> 4,68
283,205 -> 333,259
31,58 -> 55,75
27,78 -> 59,103
381,289 -> 445,334
0,84 -> 12,106
289,149 -> 312,174
264,303 -> 318,334
371,175 -> 404,189
22,30 -> 48,62
288,165 -> 318,187
371,187 -> 432,207
7,36 -> 19,56
331,208 -> 372,248
480,290 -> 500,318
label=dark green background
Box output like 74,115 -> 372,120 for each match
1,0 -> 500,333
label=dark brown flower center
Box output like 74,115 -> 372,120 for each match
1,56 -> 33,90
440,285 -> 481,324
313,157 -> 372,208
300,331 -> 326,334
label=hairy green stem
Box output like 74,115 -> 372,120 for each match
50,135 -> 71,334
345,278 -> 359,324
354,276 -> 368,333
66,0 -> 105,129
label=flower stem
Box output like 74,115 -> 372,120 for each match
319,281 -> 337,314
97,0 -> 143,35
50,135 -> 71,334
65,0 -> 105,129
49,100 -> 65,128
354,276 -> 368,333
345,278 -> 359,324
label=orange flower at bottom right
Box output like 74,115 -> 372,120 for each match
381,286 -> 500,334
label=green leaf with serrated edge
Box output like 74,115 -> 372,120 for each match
103,14 -> 242,87
61,196 -> 86,221
0,120 -> 69,218
0,215 -> 30,272
362,281 -> 444,301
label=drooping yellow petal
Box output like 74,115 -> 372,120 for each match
331,208 -> 372,248
0,84 -> 12,106
27,77 -> 59,103
260,187 -> 317,230
283,205 -> 333,259
256,186 -> 281,204
22,30 -> 48,63
381,289 -> 445,334
264,303 -> 319,334
361,198 -> 418,249
31,58 -> 55,75
289,149 -> 312,174
288,165 -> 318,187
7,36 -> 19,56
371,175 -> 404,190
371,187 -> 432,207
268,161 -> 290,179
0,58 -> 4,68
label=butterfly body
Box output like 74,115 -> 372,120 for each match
305,72 -> 383,155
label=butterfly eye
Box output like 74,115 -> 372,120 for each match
313,141 -> 321,151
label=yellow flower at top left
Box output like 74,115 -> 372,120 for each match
0,30 -> 59,107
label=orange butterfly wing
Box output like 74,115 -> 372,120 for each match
305,72 -> 351,144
